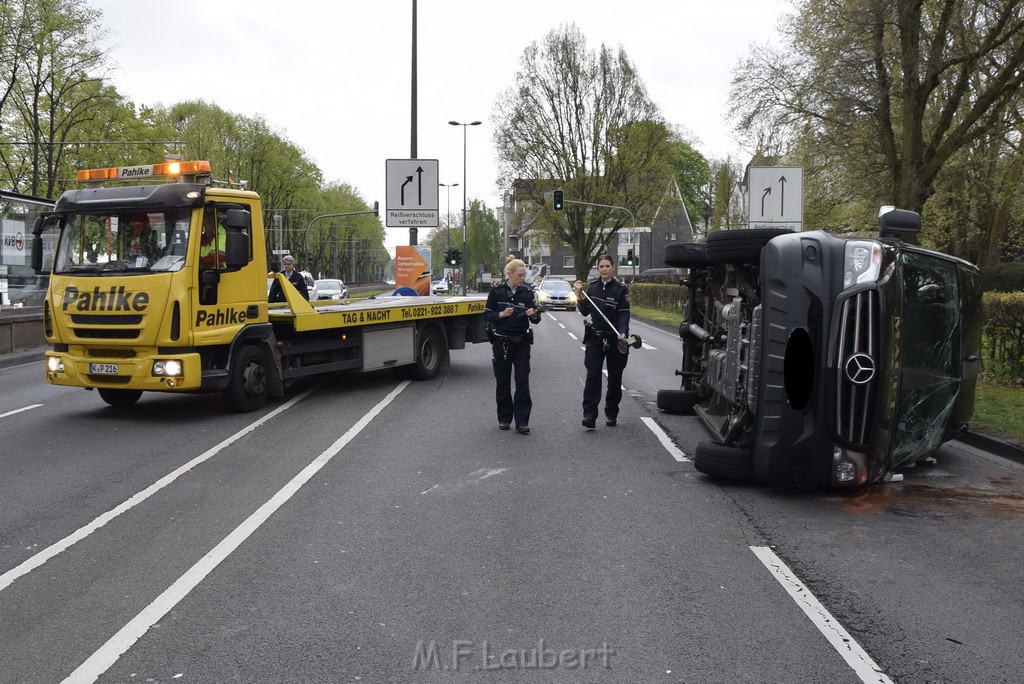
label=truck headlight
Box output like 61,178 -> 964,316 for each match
843,240 -> 882,289
47,356 -> 65,373
153,359 -> 183,377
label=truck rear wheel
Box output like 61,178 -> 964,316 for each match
98,388 -> 142,407
693,441 -> 757,483
410,325 -> 444,380
223,345 -> 269,412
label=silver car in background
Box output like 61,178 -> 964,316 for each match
316,278 -> 349,300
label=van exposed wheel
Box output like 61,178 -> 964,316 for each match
693,441 -> 757,482
705,229 -> 793,264
664,242 -> 708,269
98,388 -> 142,407
223,345 -> 269,412
656,389 -> 700,414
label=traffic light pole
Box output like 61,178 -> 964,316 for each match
560,198 -> 636,275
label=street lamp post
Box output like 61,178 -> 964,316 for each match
439,182 -> 459,248
449,120 -> 481,294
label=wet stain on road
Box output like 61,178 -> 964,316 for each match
840,475 -> 1024,517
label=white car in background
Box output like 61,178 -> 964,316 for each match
316,278 -> 349,300
432,277 -> 449,294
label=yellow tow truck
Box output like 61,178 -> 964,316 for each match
31,160 -> 487,411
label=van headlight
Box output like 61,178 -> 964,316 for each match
843,240 -> 882,289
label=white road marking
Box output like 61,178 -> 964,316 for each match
422,467 -> 509,495
750,546 -> 894,684
0,403 -> 43,419
0,387 -> 319,594
61,381 -> 411,684
641,417 -> 688,462
641,341 -> 657,350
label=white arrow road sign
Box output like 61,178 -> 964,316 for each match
386,159 -> 439,228
747,166 -> 803,230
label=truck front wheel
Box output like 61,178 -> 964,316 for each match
223,345 -> 269,412
98,388 -> 142,407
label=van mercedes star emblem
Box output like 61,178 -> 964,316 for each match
844,353 -> 876,385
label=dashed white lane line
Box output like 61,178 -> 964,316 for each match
62,381 -> 411,684
750,546 -> 894,684
641,417 -> 688,462
0,387 -> 317,594
0,403 -> 43,419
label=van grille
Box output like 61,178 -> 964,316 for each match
834,290 -> 879,446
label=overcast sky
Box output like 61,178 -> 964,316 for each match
87,0 -> 791,253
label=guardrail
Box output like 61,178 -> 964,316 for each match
0,309 -> 44,356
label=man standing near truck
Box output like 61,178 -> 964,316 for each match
268,254 -> 309,302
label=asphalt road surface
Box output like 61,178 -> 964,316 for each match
0,310 -> 1021,683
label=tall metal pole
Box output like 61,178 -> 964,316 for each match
449,120 -> 480,294
409,0 -> 418,245
439,182 -> 458,248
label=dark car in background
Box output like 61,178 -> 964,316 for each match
657,208 -> 983,489
633,267 -> 685,284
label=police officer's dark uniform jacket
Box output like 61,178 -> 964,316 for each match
269,268 -> 309,303
483,280 -> 541,431
577,276 -> 631,424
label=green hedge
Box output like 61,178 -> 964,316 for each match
630,283 -> 685,311
982,262 -> 1024,292
982,291 -> 1024,381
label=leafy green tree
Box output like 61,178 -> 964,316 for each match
730,0 -> 1024,247
493,24 -> 670,281
666,138 -> 710,230
0,0 -> 115,197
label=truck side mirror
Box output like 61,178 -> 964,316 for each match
224,208 -> 251,268
31,235 -> 43,272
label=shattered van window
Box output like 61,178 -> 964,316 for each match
889,252 -> 962,467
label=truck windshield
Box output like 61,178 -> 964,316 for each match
889,251 -> 963,466
52,209 -> 191,275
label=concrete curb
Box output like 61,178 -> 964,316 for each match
955,431 -> 1024,466
0,345 -> 47,370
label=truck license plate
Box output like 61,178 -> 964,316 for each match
88,363 -> 119,375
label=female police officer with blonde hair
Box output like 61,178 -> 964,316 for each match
483,256 -> 541,434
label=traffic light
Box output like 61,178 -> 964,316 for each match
444,247 -> 455,265
626,249 -> 635,266
451,249 -> 462,265
553,189 -> 564,211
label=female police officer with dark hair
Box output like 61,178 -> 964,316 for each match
574,253 -> 630,429
483,256 -> 541,434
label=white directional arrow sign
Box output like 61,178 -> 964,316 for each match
385,159 -> 439,228
747,166 -> 803,231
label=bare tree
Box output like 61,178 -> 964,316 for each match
493,24 -> 670,280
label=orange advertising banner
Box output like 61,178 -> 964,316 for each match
394,245 -> 432,296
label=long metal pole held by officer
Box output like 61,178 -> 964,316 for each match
576,286 -> 643,353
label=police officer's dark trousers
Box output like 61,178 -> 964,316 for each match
492,338 -> 532,428
583,338 -> 628,421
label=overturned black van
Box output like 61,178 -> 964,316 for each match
658,208 -> 983,488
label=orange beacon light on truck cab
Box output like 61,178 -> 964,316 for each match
76,160 -> 212,183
